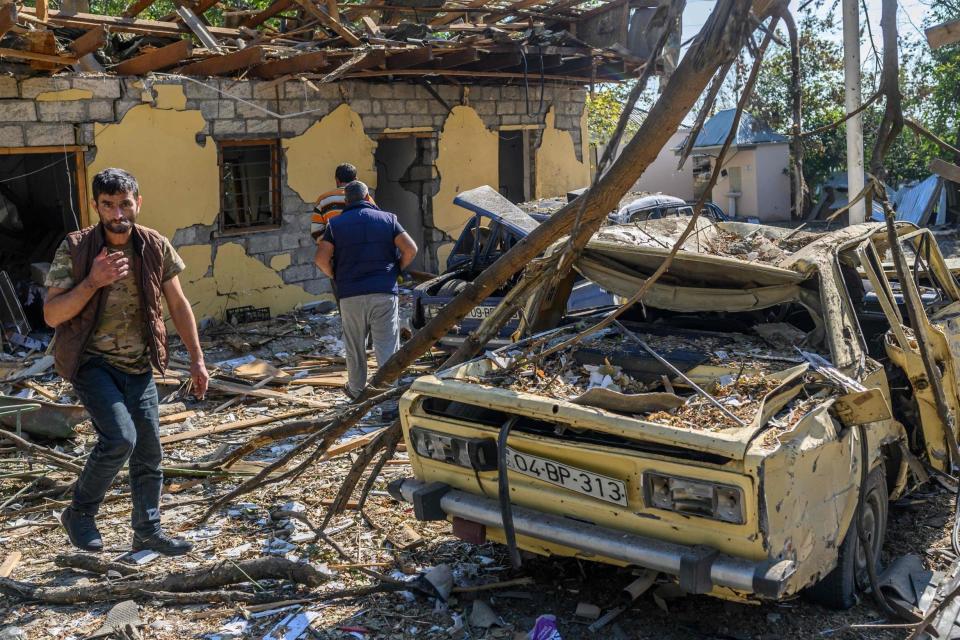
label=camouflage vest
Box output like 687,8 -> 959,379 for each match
53,224 -> 169,381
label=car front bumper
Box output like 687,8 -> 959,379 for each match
389,477 -> 796,600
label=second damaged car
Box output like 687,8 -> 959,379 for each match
391,216 -> 960,608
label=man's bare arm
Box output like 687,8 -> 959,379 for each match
314,240 -> 335,279
162,275 -> 209,398
395,232 -> 418,271
44,248 -> 128,327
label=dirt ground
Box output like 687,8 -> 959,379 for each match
1,304 -> 957,640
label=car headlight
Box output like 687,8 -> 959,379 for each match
410,427 -> 497,471
644,472 -> 745,524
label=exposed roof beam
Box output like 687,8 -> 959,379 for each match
68,25 -> 108,56
927,19 -> 960,50
432,47 -> 480,68
19,7 -> 242,38
178,44 -> 265,75
112,38 -> 192,74
386,46 -> 433,69
291,0 -> 361,46
0,47 -> 78,65
36,0 -> 48,22
931,158 -> 960,184
250,50 -> 328,77
175,3 -> 222,52
123,0 -> 157,18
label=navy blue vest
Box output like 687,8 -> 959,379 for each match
326,202 -> 402,299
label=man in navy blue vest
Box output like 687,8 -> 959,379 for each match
315,181 -> 418,415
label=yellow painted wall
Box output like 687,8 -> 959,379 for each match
88,85 -> 219,241
89,83 -> 328,324
433,106 -> 499,268
283,104 -> 376,204
535,107 -> 590,199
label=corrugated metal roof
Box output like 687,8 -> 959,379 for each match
874,175 -> 945,226
692,109 -> 789,148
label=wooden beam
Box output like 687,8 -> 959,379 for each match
159,408 -> 315,445
19,7 -> 242,38
68,25 -> 108,56
0,553 -> 21,579
123,0 -> 157,18
430,0 -> 493,27
932,158 -> 960,185
325,0 -> 340,23
0,47 -> 78,65
179,44 -> 264,75
291,0 -> 361,46
36,0 -> 48,22
470,51 -> 521,70
360,15 -> 380,35
927,19 -> 960,50
386,46 -> 433,70
432,47 -> 480,68
112,38 -> 192,74
348,67 -> 593,82
242,0 -> 292,28
0,3 -> 17,39
250,50 -> 327,78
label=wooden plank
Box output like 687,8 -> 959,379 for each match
123,0 -> 157,18
175,3 -> 221,51
360,15 -> 380,35
0,47 -> 78,65
0,4 -> 17,39
19,7 -> 242,38
931,158 -> 960,185
158,410 -> 197,425
0,552 -> 21,579
325,0 -> 340,23
250,50 -> 327,78
242,0 -> 292,28
36,0 -> 48,22
470,51 -> 521,70
927,19 -> 960,50
112,38 -> 193,75
386,46 -> 433,70
178,45 -> 265,76
430,0 -> 493,27
318,48 -> 385,82
68,25 -> 108,56
292,0 -> 361,46
432,47 -> 479,68
159,407 -> 315,445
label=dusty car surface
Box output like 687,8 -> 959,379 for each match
392,216 -> 960,608
607,194 -> 729,225
413,186 -> 614,349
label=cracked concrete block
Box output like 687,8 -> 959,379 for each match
282,262 -> 317,283
19,77 -> 70,99
471,101 -> 495,115
362,114 -> 387,130
404,99 -> 428,115
71,77 -> 122,98
182,79 -> 219,100
246,233 -> 281,254
213,119 -> 245,135
0,76 -> 17,98
2,100 -> 37,121
24,123 -> 74,146
280,117 -> 312,136
252,81 -> 282,100
246,119 -> 280,135
220,80 -> 252,99
370,84 -> 395,100
496,101 -> 516,115
348,99 -> 371,114
386,114 -> 414,129
86,100 -> 115,121
0,125 -> 24,146
381,100 -> 405,115
218,100 -> 236,119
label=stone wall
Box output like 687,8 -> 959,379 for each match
0,72 -> 590,320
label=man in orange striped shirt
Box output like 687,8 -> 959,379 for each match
311,163 -> 375,240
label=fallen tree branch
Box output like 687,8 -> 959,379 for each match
0,432 -> 83,474
0,557 -> 329,604
677,59 -> 733,170
906,118 -> 960,158
868,0 -> 903,181
55,553 -> 142,577
781,8 -> 808,218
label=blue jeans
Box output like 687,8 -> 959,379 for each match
71,359 -> 162,538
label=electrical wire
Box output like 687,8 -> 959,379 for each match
497,415 -> 521,569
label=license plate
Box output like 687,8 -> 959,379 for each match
505,447 -> 628,506
467,306 -> 496,319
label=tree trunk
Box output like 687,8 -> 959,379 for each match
371,0 -> 768,388
868,0 -> 903,180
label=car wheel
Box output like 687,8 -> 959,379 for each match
806,464 -> 888,609
437,278 -> 469,297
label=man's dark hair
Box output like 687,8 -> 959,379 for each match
92,168 -> 139,201
344,181 -> 369,204
335,163 -> 358,184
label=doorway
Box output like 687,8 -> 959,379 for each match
498,130 -> 529,204
0,147 -> 86,331
374,137 -> 425,270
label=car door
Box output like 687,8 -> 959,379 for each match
856,228 -> 960,472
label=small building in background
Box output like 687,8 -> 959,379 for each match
690,109 -> 791,221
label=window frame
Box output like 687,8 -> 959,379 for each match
217,139 -> 282,234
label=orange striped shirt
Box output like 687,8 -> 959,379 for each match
311,188 -> 375,238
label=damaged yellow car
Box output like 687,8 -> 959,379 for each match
390,213 -> 960,609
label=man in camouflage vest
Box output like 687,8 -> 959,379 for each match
45,168 -> 209,555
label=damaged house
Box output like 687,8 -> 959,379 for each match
0,0 -> 671,330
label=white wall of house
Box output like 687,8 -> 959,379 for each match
710,143 -> 790,221
630,129 -> 695,200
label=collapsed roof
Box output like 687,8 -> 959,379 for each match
0,0 -> 677,82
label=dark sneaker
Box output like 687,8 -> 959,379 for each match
132,531 -> 193,557
61,508 -> 103,552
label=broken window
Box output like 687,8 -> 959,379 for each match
218,140 -> 281,231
